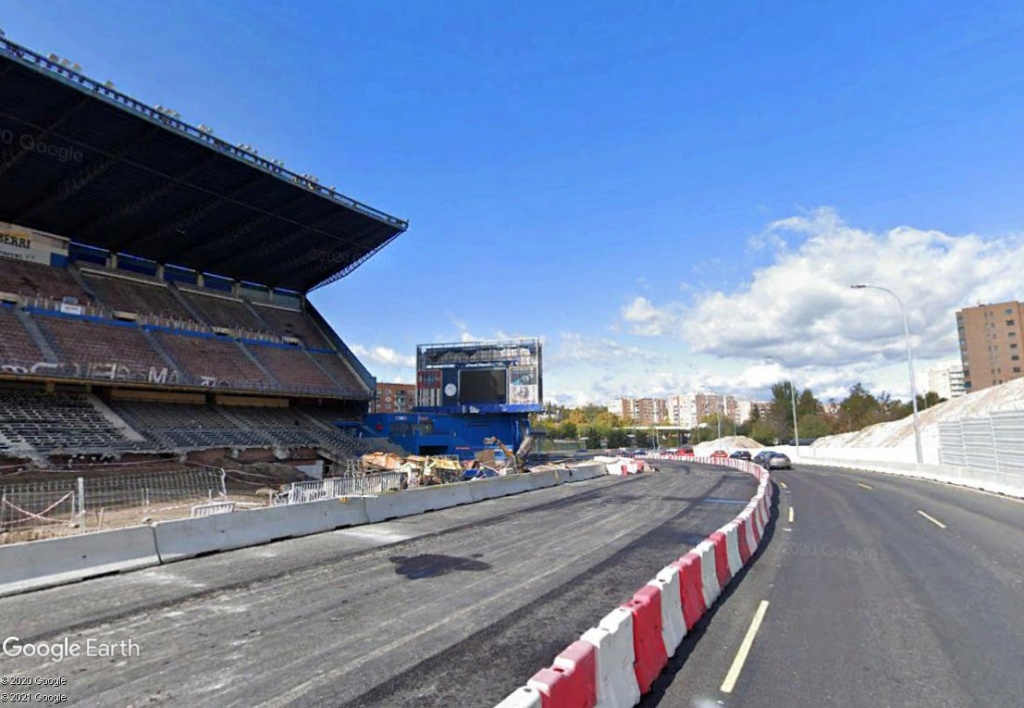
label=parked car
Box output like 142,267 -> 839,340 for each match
710,450 -> 729,459
677,445 -> 695,456
729,450 -> 752,460
753,451 -> 792,470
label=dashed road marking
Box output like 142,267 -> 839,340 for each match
857,482 -> 873,490
788,506 -> 794,524
917,510 -> 946,529
779,482 -> 788,489
721,600 -> 770,694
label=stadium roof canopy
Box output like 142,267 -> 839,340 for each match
0,37 -> 408,293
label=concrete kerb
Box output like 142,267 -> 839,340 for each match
0,525 -> 161,598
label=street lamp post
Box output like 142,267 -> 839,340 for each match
850,284 -> 924,465
766,356 -> 800,457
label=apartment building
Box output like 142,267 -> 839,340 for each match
926,364 -> 965,400
957,301 -> 1023,393
619,397 -> 668,425
372,382 -> 416,413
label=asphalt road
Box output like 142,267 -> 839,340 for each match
646,464 -> 1024,708
0,462 -> 755,707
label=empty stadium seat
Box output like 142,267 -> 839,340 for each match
83,272 -> 195,321
154,332 -> 268,389
311,352 -> 369,395
252,304 -> 331,348
179,290 -> 268,332
110,401 -> 274,449
0,260 -> 91,304
0,387 -> 149,453
0,306 -> 44,371
246,342 -> 336,392
34,315 -> 172,383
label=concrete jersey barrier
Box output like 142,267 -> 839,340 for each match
0,525 -> 160,598
154,497 -> 369,562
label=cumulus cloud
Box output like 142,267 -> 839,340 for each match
620,296 -> 683,336
627,208 -> 1024,371
350,344 -> 416,368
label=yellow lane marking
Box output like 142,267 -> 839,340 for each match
721,600 -> 770,694
857,482 -> 873,490
917,510 -> 947,529
788,506 -> 794,524
779,482 -> 788,489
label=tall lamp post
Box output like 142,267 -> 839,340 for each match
766,356 -> 800,457
850,284 -> 924,465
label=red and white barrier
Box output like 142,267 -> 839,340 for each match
497,457 -> 772,707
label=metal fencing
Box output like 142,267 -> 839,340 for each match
0,467 -> 227,532
270,471 -> 406,506
938,411 -> 1024,474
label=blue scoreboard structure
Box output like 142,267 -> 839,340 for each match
364,338 -> 543,459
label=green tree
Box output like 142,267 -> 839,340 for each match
796,413 -> 831,439
749,419 -> 778,445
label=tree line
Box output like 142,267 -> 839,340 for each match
532,383 -> 946,448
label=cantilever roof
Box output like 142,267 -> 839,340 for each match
0,38 -> 408,293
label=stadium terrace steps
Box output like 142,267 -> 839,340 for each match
180,289 -> 269,332
247,342 -> 336,390
83,272 -> 195,322
0,387 -> 150,453
0,306 -> 47,370
252,303 -> 332,349
0,259 -> 92,306
154,331 -> 268,388
35,314 -> 170,378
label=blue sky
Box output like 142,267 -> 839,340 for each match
4,1 -> 1024,403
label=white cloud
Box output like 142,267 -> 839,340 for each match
619,207 -> 1023,375
620,296 -> 682,336
350,344 -> 416,368
548,332 -> 662,367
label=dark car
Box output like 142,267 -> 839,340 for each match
730,450 -> 752,460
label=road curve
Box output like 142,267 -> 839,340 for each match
0,462 -> 756,707
645,463 -> 1024,708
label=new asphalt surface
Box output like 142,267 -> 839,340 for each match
0,462 -> 755,707
645,463 -> 1024,708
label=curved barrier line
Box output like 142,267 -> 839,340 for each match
496,456 -> 772,708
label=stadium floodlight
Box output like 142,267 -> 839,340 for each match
72,63 -> 82,72
48,53 -> 60,62
104,80 -> 115,89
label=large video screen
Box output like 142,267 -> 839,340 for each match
459,369 -> 507,405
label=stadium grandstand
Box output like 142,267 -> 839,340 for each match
0,35 -> 408,472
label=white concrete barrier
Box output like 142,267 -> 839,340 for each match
567,463 -> 609,481
494,687 -> 543,708
154,497 -> 369,562
721,522 -> 744,577
649,565 -> 686,657
527,469 -> 561,491
0,525 -> 160,597
581,608 -> 642,708
467,475 -> 534,502
694,538 -> 720,607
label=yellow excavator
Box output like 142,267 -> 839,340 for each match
483,435 -> 534,474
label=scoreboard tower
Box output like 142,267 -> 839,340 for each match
365,338 -> 543,459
